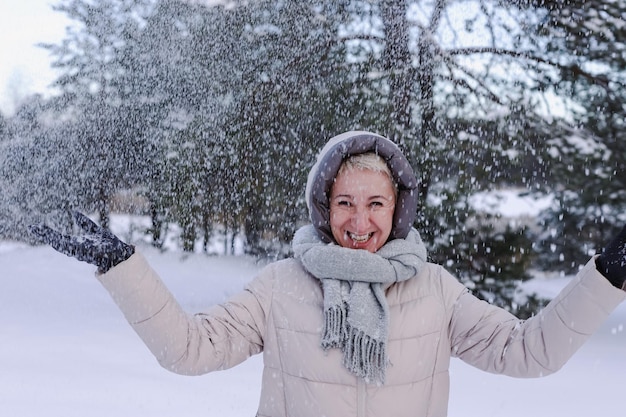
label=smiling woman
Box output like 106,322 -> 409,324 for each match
28,130 -> 626,417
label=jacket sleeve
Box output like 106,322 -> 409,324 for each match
448,257 -> 626,377
96,251 -> 273,375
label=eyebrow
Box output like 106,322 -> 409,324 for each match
332,194 -> 392,201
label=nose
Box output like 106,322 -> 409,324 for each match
351,206 -> 371,231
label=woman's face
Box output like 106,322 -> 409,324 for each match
329,168 -> 396,253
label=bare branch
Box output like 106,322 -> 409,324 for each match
446,47 -> 612,91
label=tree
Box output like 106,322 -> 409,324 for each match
27,0 -> 623,314
341,1 -> 557,314
501,0 -> 626,272
0,112 -> 7,137
42,0 -> 154,227
0,96 -> 79,240
231,0 -> 365,255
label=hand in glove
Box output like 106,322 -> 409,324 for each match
596,225 -> 626,291
29,211 -> 135,273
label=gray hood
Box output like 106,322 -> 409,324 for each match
305,131 -> 419,244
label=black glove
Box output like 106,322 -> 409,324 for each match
29,211 -> 135,273
595,225 -> 626,290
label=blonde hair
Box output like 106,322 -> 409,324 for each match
337,152 -> 398,196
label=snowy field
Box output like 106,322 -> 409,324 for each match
2,233 -> 626,416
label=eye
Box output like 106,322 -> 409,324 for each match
337,200 -> 352,207
369,201 -> 384,208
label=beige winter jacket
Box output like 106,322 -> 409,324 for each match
97,252 -> 625,417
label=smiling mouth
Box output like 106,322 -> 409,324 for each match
348,232 -> 373,243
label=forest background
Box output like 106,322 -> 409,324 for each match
1,0 -> 625,317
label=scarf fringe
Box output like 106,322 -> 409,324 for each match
321,304 -> 348,349
343,327 -> 387,385
322,304 -> 387,385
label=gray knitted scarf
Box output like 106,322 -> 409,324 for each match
292,225 -> 427,384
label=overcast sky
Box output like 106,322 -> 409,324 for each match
0,1 -> 70,116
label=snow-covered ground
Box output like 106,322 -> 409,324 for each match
2,237 -> 625,417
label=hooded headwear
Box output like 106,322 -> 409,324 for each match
305,131 -> 419,244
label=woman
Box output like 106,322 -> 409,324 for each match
30,131 -> 626,417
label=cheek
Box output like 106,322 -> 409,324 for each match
329,209 -> 346,229
329,212 -> 347,244
374,209 -> 394,232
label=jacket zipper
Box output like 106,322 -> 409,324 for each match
357,378 -> 366,416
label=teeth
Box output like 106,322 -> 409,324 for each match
349,232 -> 372,243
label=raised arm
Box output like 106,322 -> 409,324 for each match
96,252 -> 269,375
29,212 -> 270,375
449,257 -> 625,377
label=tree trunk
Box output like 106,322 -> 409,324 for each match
149,206 -> 165,249
380,0 -> 412,144
96,187 -> 110,230
380,0 -> 441,216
